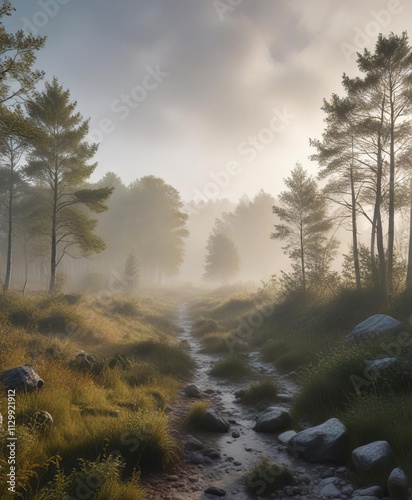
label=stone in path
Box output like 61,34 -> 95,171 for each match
200,409 -> 230,433
352,440 -> 394,474
254,406 -> 292,433
288,418 -> 350,463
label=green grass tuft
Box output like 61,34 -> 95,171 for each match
244,456 -> 295,496
210,355 -> 251,379
235,378 -> 278,405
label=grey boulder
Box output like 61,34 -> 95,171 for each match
200,409 -> 230,432
349,314 -> 402,342
0,365 -> 44,393
387,467 -> 409,500
184,384 -> 202,398
352,440 -> 394,474
288,418 -> 349,463
254,406 -> 292,433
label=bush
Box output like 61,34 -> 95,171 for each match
293,343 -> 371,422
244,456 -> 294,496
183,401 -> 209,430
210,356 -> 251,379
110,297 -> 140,317
131,340 -> 194,377
235,378 -> 278,405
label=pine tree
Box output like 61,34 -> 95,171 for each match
25,78 -> 113,293
272,163 -> 336,293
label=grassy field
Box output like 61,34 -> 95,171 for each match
0,291 -> 191,499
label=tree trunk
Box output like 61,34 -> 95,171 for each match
406,178 -> 412,290
49,171 -> 58,294
387,95 -> 396,293
350,142 -> 361,291
300,223 -> 306,293
3,159 -> 14,292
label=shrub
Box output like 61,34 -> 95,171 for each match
244,456 -> 294,496
293,343 -> 371,422
235,378 -> 278,405
183,401 -> 209,430
131,340 -> 194,377
210,355 -> 251,379
110,297 -> 140,317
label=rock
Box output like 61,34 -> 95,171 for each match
184,437 -> 204,451
365,358 -> 398,372
288,418 -> 350,463
254,406 -> 292,433
351,497 -> 381,500
231,429 -> 240,438
184,384 -> 202,398
341,485 -> 354,496
204,486 -> 226,497
0,365 -> 44,393
70,351 -> 96,371
188,451 -> 211,465
353,485 -> 384,497
349,314 -> 402,343
108,354 -> 130,369
319,483 -> 341,498
199,409 -> 230,432
352,441 -> 394,474
204,448 -> 221,459
167,475 -> 179,482
387,467 -> 409,500
31,410 -> 53,430
278,430 -> 297,445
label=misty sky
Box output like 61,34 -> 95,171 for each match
6,0 -> 412,202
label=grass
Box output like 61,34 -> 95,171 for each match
210,355 -> 251,379
182,401 -> 209,430
0,290 -> 188,498
235,378 -> 278,405
130,340 -> 195,377
244,456 -> 295,496
340,394 -> 412,485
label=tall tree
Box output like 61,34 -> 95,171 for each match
203,229 -> 240,285
0,107 -> 34,291
271,163 -> 336,293
310,94 -> 363,291
354,32 -> 412,292
25,78 -> 112,293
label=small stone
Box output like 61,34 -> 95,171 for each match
231,429 -> 240,438
184,384 -> 202,398
278,430 -> 297,446
319,483 -> 341,498
204,486 -> 226,496
353,486 -> 384,497
341,485 -> 354,496
387,467 -> 409,500
167,475 -> 179,481
184,437 -> 204,451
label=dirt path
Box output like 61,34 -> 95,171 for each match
141,304 -> 375,500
